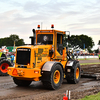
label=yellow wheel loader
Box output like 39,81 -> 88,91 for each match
7,25 -> 81,89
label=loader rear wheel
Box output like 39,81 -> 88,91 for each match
42,64 -> 63,90
66,63 -> 81,84
0,59 -> 12,76
13,77 -> 32,87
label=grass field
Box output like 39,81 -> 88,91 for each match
78,92 -> 100,100
79,58 -> 98,60
80,62 -> 100,65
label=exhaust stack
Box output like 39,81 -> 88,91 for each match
29,29 -> 36,45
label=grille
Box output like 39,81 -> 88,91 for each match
16,48 -> 31,65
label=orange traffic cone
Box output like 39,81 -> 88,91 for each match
63,94 -> 68,100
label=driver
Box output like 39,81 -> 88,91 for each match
42,35 -> 53,44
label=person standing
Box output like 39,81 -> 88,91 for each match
72,52 -> 74,59
98,53 -> 100,61
10,53 -> 15,65
0,52 -> 2,58
76,53 -> 78,60
0,51 -> 7,59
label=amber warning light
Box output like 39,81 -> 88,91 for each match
51,24 -> 54,28
37,25 -> 40,29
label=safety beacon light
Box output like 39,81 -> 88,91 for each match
51,24 -> 54,28
37,25 -> 40,29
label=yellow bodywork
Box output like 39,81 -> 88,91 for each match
8,67 -> 41,81
7,29 -> 67,81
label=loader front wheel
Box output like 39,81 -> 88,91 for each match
42,64 -> 63,90
13,77 -> 32,86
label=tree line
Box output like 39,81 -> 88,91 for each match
63,34 -> 99,53
0,34 -> 25,47
0,34 -> 100,53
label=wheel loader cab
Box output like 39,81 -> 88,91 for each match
35,29 -> 65,60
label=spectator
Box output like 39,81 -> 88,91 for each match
10,53 -> 15,65
76,53 -> 78,60
98,53 -> 100,61
72,52 -> 74,59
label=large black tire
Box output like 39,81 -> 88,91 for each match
42,64 -> 63,90
13,77 -> 32,87
66,62 -> 81,84
0,59 -> 12,76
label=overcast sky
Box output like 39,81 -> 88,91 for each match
0,0 -> 100,50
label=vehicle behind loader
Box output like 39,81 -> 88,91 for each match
7,25 -> 81,89
0,52 -> 12,76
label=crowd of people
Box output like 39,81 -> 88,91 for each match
67,50 -> 100,60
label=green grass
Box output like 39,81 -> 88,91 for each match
78,92 -> 100,100
80,62 -> 100,65
78,58 -> 98,60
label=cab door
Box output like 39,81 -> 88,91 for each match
54,32 -> 64,60
57,33 -> 63,55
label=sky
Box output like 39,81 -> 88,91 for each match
0,0 -> 100,50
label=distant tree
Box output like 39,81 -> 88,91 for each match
9,34 -> 25,46
63,34 -> 68,47
88,48 -> 93,53
0,37 -> 11,47
16,39 -> 25,46
64,34 -> 94,51
0,34 -> 25,47
98,40 -> 100,45
94,49 -> 99,53
68,35 -> 80,49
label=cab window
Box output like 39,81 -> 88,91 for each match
37,34 -> 53,45
57,33 -> 63,55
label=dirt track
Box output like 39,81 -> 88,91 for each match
0,60 -> 100,100
1,76 -> 100,100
